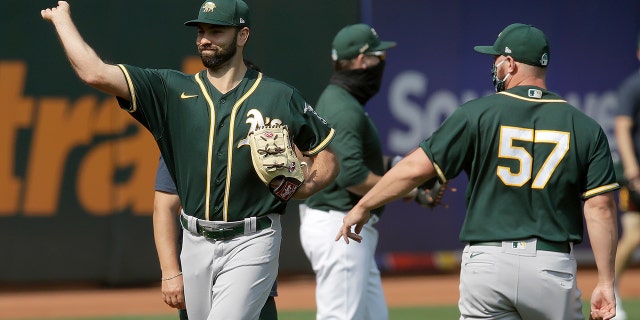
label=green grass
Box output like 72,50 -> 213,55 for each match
14,298 -> 640,320
279,306 -> 459,319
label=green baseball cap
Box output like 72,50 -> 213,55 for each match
474,23 -> 550,67
331,23 -> 396,61
185,0 -> 250,27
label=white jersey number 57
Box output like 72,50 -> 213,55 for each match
497,126 -> 570,189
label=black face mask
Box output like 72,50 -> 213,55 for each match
329,60 -> 386,105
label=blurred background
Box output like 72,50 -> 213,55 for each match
0,0 -> 639,287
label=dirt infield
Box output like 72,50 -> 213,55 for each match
0,268 -> 638,319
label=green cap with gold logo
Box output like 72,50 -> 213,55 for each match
185,0 -> 250,27
474,23 -> 550,67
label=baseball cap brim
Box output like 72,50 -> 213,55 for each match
184,19 -> 236,27
473,45 -> 499,55
371,40 -> 397,52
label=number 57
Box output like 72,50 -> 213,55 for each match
497,126 -> 570,189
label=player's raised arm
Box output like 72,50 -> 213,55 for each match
41,1 -> 130,100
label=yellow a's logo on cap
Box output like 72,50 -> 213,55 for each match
202,2 -> 216,12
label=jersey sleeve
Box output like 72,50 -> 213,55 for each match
582,127 -> 620,199
115,64 -> 168,140
328,107 -> 370,188
420,109 -> 474,182
288,89 -> 335,156
155,155 -> 177,194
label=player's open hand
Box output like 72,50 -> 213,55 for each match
335,205 -> 371,244
41,1 -> 71,22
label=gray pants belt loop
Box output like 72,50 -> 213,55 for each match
244,217 -> 257,235
181,210 -> 199,234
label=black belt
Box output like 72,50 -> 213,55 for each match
470,239 -> 570,253
180,215 -> 272,241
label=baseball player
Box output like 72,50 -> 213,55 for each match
337,23 -> 620,320
612,31 -> 640,320
153,155 -> 187,318
299,24 -> 396,320
41,1 -> 339,319
154,155 -> 279,320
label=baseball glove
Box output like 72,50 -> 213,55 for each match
414,177 -> 448,208
249,125 -> 305,201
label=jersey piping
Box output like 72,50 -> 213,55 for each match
498,91 -> 567,103
433,162 -> 447,183
117,64 -> 138,112
306,128 -> 336,156
223,72 -> 263,221
582,182 -> 620,199
194,73 -> 218,220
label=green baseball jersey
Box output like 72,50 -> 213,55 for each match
116,65 -> 335,221
305,84 -> 385,215
420,86 -> 619,244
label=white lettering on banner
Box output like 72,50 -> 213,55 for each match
388,71 -> 425,151
387,70 -> 619,162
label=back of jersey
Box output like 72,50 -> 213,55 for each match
420,85 -> 618,243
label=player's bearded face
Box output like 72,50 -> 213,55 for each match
199,35 -> 238,69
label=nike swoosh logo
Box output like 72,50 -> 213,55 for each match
470,252 -> 483,258
181,92 -> 198,99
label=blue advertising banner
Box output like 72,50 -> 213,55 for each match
364,0 -> 640,270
